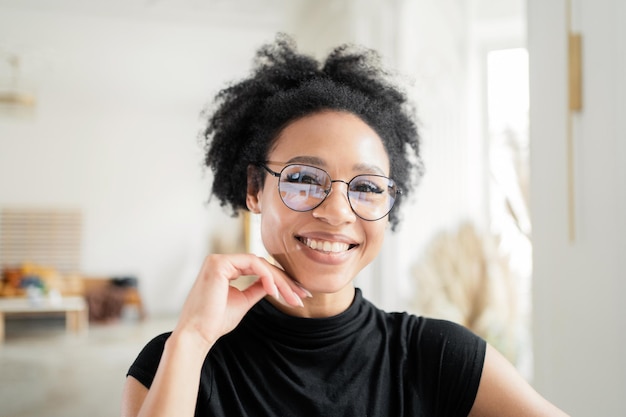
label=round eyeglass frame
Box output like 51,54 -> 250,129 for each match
257,162 -> 401,221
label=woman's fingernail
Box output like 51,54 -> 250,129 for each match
296,296 -> 304,307
294,282 -> 313,298
273,284 -> 280,300
274,293 -> 304,308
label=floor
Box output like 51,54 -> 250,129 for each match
0,314 -> 177,417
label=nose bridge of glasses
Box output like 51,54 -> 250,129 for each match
318,178 -> 350,206
330,179 -> 350,187
327,179 -> 351,198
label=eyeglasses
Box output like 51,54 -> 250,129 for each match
258,163 -> 400,221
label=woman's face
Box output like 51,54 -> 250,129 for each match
247,110 -> 390,295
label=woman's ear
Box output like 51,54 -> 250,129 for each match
246,165 -> 262,214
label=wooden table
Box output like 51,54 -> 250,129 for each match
0,296 -> 88,343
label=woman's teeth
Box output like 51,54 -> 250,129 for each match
303,238 -> 350,253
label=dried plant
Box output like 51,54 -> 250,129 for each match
412,222 -> 520,363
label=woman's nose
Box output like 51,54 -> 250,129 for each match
311,181 -> 357,225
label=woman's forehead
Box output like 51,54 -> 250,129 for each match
267,111 -> 390,174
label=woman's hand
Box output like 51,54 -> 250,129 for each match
171,253 -> 311,353
121,253 -> 311,417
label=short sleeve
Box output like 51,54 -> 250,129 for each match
126,332 -> 171,389
413,318 -> 486,417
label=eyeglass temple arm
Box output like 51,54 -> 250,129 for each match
256,163 -> 281,178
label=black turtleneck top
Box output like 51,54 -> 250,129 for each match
127,289 -> 485,417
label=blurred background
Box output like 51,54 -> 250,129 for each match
0,0 -> 624,416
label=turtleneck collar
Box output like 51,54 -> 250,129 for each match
244,288 -> 374,349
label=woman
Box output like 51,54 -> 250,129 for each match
121,35 -> 569,417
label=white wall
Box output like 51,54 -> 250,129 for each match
0,6 -> 285,314
381,0 -> 488,312
528,0 -> 626,415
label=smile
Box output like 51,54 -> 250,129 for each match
298,237 -> 357,253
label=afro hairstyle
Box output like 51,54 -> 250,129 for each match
203,34 -> 422,230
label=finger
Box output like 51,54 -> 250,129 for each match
289,280 -> 313,299
262,272 -> 308,308
239,280 -> 270,306
208,254 -> 308,308
246,258 -> 308,307
264,259 -> 313,300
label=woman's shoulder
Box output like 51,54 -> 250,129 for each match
374,304 -> 485,352
127,332 -> 172,389
140,332 -> 172,355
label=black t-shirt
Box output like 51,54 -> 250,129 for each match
128,289 -> 486,417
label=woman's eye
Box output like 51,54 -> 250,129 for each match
286,172 -> 322,185
301,174 -> 322,185
352,181 -> 384,194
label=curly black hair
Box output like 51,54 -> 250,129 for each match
203,34 -> 422,231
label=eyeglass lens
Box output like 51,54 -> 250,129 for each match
276,164 -> 398,221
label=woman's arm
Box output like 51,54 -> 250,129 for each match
121,330 -> 213,417
121,377 -> 148,417
120,254 -> 309,417
469,344 -> 570,417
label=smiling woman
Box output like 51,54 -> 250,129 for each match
120,34 -> 569,417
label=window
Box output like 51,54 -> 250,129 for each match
486,47 -> 533,378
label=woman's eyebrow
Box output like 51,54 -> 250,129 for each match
285,156 -> 326,166
353,162 -> 386,175
284,157 -> 386,175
